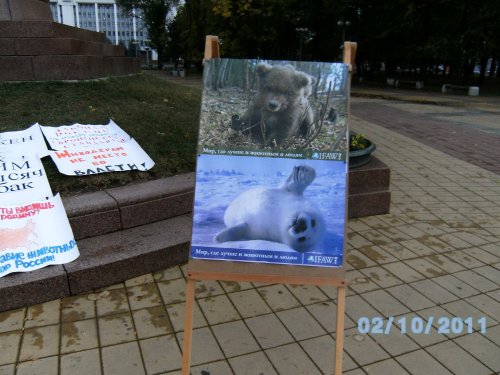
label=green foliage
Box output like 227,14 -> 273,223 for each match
167,0 -> 500,85
0,73 -> 201,195
349,133 -> 368,151
170,0 -> 338,62
116,0 -> 180,68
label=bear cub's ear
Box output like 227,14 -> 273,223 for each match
255,63 -> 272,77
294,71 -> 312,89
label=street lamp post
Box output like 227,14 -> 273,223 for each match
295,27 -> 314,61
131,40 -> 138,57
145,47 -> 150,67
296,27 -> 308,60
337,20 -> 351,55
145,39 -> 151,68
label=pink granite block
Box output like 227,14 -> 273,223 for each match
14,38 -> 94,56
0,20 -> 54,38
348,191 -> 391,218
32,55 -> 102,80
0,56 -> 33,80
7,0 -> 53,21
0,266 -> 69,312
349,157 -> 391,195
0,38 -> 15,54
65,215 -> 192,294
103,56 -> 141,76
102,44 -> 125,57
107,173 -> 195,228
62,191 -> 121,240
52,22 -> 106,43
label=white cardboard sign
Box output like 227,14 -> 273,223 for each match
40,119 -> 131,150
48,138 -> 155,176
0,124 -> 49,157
0,154 -> 53,205
0,194 -> 79,278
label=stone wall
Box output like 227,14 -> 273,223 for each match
0,0 -> 140,81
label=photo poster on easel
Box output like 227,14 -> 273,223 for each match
190,59 -> 350,268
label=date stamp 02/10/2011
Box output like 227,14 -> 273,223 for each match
357,316 -> 488,335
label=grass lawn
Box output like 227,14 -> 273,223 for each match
0,72 -> 202,196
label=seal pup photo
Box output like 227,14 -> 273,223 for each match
215,165 -> 325,252
234,63 -> 316,146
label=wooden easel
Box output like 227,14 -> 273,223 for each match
181,37 -> 357,375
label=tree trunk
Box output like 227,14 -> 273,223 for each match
477,55 -> 488,86
488,57 -> 496,79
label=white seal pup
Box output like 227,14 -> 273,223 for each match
215,165 -> 325,252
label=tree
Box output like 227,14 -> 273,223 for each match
168,0 -> 213,72
168,0 -> 500,87
117,0 -> 180,68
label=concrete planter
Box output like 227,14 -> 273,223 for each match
349,138 -> 376,169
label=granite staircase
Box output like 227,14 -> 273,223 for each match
0,0 -> 140,81
0,174 -> 195,312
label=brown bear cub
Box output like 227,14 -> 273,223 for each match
233,64 -> 315,146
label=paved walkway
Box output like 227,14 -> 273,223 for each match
352,94 -> 500,174
0,85 -> 499,374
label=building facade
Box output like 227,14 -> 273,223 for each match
49,0 -> 149,52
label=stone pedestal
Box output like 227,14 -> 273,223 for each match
0,0 -> 140,81
348,157 -> 391,218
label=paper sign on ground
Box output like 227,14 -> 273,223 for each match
49,138 -> 155,176
190,59 -> 349,268
40,119 -> 130,150
0,194 -> 79,278
0,154 -> 53,205
0,124 -> 48,157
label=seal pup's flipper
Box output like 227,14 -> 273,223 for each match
215,223 -> 250,243
282,165 -> 316,195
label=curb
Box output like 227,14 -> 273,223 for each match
63,173 -> 196,240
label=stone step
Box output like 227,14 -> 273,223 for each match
2,37 -> 98,56
0,21 -> 107,43
3,37 -> 124,57
0,0 -> 53,22
0,19 -> 139,81
33,55 -> 139,80
0,54 -> 140,81
0,215 -> 191,312
64,173 -> 195,240
52,22 -> 108,43
65,215 -> 192,295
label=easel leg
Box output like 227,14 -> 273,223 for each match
334,285 -> 346,375
181,278 -> 196,375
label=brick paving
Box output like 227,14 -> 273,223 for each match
0,88 -> 499,374
351,100 -> 500,175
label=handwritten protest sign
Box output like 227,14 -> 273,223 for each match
0,194 -> 79,278
40,120 -> 130,150
40,120 -> 154,175
0,154 -> 53,205
0,124 -> 48,157
49,138 -> 155,175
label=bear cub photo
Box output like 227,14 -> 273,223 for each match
232,63 -> 316,146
